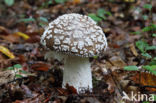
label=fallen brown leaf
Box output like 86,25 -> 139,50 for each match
31,62 -> 50,71
0,26 -> 9,35
109,56 -> 127,68
129,43 -> 138,56
66,84 -> 78,94
0,34 -> 20,43
130,72 -> 156,92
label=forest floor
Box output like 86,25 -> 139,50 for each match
0,0 -> 156,103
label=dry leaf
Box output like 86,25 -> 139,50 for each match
130,72 -> 156,92
15,32 -> 30,40
109,56 -> 126,68
72,0 -> 81,4
129,43 -> 138,56
31,62 -> 50,71
66,84 -> 78,94
0,45 -> 15,59
0,34 -> 20,43
0,70 -> 15,85
0,26 -> 9,35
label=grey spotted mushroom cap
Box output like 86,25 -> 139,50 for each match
41,13 -> 107,57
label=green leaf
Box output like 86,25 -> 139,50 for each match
19,18 -> 35,22
4,0 -> 14,6
150,60 -> 156,65
38,17 -> 48,27
39,22 -> 46,27
151,70 -> 156,75
142,26 -> 152,32
136,40 -> 148,53
149,57 -> 156,65
48,0 -> 53,5
151,24 -> 156,29
143,102 -> 149,103
143,65 -> 156,75
88,13 -> 102,22
131,31 -> 141,35
142,24 -> 156,32
153,57 -> 156,61
14,64 -> 22,69
7,66 -> 14,70
152,33 -> 156,37
141,53 -> 152,59
124,66 -> 139,71
55,0 -> 66,4
143,4 -> 152,10
15,74 -> 23,78
97,8 -> 111,20
143,65 -> 156,70
97,9 -> 105,16
154,95 -> 156,101
19,70 -> 28,74
100,15 -> 107,20
100,9 -> 112,16
39,17 -> 48,22
146,46 -> 156,51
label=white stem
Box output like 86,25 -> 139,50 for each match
63,56 -> 92,93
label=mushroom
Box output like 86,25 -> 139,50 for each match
40,13 -> 107,93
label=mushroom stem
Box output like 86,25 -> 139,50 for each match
63,56 -> 92,93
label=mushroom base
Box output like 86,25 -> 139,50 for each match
63,56 -> 92,93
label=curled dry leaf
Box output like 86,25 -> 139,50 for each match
0,26 -> 9,35
15,32 -> 30,40
109,56 -> 126,68
0,45 -> 15,59
129,43 -> 138,56
106,77 -> 115,94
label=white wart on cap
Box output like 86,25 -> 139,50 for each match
41,13 -> 107,57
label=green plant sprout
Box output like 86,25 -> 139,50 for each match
124,3 -> 156,75
55,0 -> 67,4
6,64 -> 35,79
41,0 -> 53,8
142,3 -> 153,21
131,24 -> 156,36
136,40 -> 156,59
19,16 -> 48,27
124,40 -> 156,75
88,8 -> 112,23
